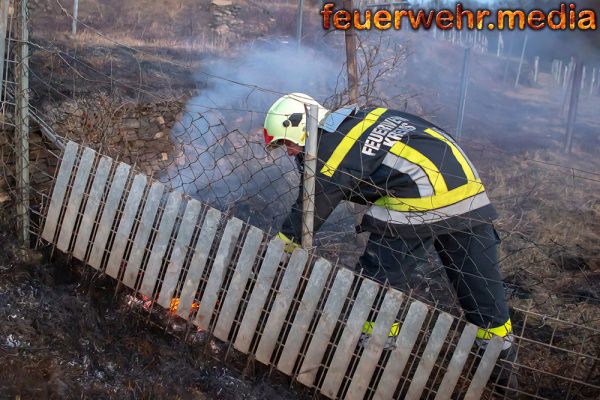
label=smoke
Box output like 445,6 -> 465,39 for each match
163,20 -> 599,230
165,41 -> 344,229
340,14 -> 600,158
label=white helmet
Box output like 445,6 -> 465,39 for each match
263,93 -> 329,149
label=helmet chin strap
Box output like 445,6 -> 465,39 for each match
299,130 -> 307,143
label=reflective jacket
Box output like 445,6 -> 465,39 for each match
280,107 -> 497,240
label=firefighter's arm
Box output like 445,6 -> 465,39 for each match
279,175 -> 351,251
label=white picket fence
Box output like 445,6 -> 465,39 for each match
40,141 -> 503,399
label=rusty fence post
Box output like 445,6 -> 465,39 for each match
342,0 -> 359,103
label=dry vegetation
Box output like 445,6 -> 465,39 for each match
482,145 -> 599,339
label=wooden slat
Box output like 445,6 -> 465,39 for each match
103,174 -> 148,279
138,190 -> 183,298
176,208 -> 221,320
373,301 -> 429,400
56,147 -> 96,252
297,267 -> 354,387
434,323 -> 479,400
321,279 -> 379,399
464,335 -> 504,400
345,288 -> 404,400
119,182 -> 165,286
213,226 -> 264,341
234,237 -> 284,354
72,156 -> 112,261
157,199 -> 203,309
255,248 -> 309,365
42,141 -> 79,242
278,258 -> 333,376
88,163 -> 131,270
194,217 -> 244,330
404,312 -> 454,400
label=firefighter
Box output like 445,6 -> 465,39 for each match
263,93 -> 517,389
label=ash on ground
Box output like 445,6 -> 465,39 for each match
0,208 -> 304,400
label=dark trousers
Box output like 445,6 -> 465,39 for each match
357,223 -> 510,329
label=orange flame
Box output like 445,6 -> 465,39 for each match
169,297 -> 200,314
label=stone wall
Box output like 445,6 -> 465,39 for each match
42,94 -> 185,178
0,95 -> 186,214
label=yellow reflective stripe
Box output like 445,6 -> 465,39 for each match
477,319 -> 512,340
424,128 -> 476,182
390,141 -> 448,195
374,179 -> 485,212
320,108 -> 387,177
390,322 -> 400,336
362,321 -> 400,337
277,232 -> 293,243
277,232 -> 300,254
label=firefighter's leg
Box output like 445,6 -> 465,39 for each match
434,223 -> 517,392
356,233 -> 433,348
356,233 -> 434,291
433,223 -> 509,330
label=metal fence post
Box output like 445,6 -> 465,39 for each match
16,0 -> 30,244
0,0 -> 9,91
496,31 -> 502,57
565,60 -> 583,154
558,60 -> 563,84
455,47 -> 471,139
295,0 -> 303,49
302,105 -> 318,249
72,0 -> 79,34
515,34 -> 528,88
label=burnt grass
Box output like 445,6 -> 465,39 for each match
0,208 -> 302,400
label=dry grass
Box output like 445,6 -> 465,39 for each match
468,147 -> 600,398
74,30 -> 231,55
480,146 -> 600,329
